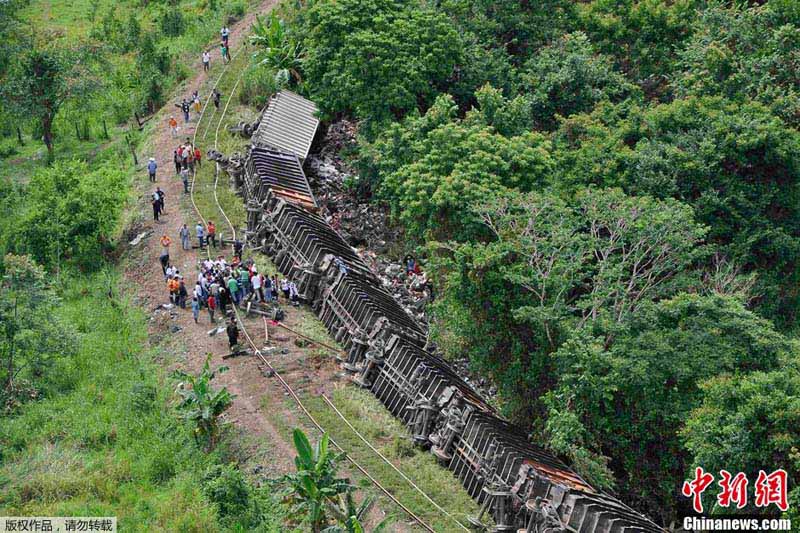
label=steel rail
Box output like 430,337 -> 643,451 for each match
187,43 -> 440,533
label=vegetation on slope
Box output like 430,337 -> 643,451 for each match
272,0 -> 800,523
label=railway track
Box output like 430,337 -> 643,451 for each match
187,30 -> 666,531
188,47 -> 453,533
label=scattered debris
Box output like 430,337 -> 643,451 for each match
222,347 -> 253,360
208,326 -> 226,337
129,230 -> 152,246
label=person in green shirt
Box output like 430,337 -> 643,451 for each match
227,276 -> 240,305
238,269 -> 249,299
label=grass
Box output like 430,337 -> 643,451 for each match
188,45 -> 252,235
0,273 -> 290,532
301,387 -> 486,533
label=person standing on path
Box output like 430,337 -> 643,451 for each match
173,149 -> 181,175
195,222 -> 205,249
175,99 -> 191,123
156,187 -> 166,215
147,157 -> 157,182
179,224 -> 190,250
207,293 -> 216,323
193,92 -> 201,115
220,42 -> 229,64
180,167 -> 190,193
169,116 -> 178,138
178,278 -> 188,309
202,50 -> 210,72
226,320 -> 239,350
227,276 -> 240,306
221,26 -> 230,46
191,296 -> 200,323
212,89 -> 221,110
207,221 -> 217,248
159,234 -> 171,275
251,269 -> 262,302
152,193 -> 160,222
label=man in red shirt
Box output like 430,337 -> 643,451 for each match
207,221 -> 217,248
207,294 -> 216,323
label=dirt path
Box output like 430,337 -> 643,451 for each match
121,0 -> 302,475
119,5 -> 417,530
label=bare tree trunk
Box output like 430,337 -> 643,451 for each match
43,115 -> 54,163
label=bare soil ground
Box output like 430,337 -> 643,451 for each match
118,3 -> 410,529
121,0 -> 317,477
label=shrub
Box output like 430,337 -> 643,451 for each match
223,0 -> 246,24
239,64 -> 281,108
202,463 -> 251,518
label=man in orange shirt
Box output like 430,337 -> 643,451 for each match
168,277 -> 179,304
169,116 -> 178,138
159,234 -> 171,275
207,221 -> 217,248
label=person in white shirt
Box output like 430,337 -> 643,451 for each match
251,271 -> 262,302
280,278 -> 290,300
288,281 -> 299,306
202,50 -> 210,72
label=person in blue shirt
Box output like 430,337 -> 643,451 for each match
147,158 -> 157,182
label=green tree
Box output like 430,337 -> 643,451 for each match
522,31 -> 639,130
674,3 -> 800,127
1,37 -> 104,160
368,94 -> 553,241
13,160 -> 128,271
682,364 -> 800,516
577,0 -> 701,91
429,187 -> 706,416
171,355 -> 234,451
250,11 -> 304,86
553,96 -> 800,324
0,254 -> 75,403
545,294 -> 791,521
297,0 -> 462,128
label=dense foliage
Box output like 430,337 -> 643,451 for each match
3,160 -> 129,271
284,0 -> 800,522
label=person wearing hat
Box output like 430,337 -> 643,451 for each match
147,157 -> 157,182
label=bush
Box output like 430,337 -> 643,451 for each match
224,0 -> 246,24
239,64 -> 281,108
160,9 -> 185,37
202,463 -> 251,518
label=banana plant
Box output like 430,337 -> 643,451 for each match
283,428 -> 349,532
249,12 -> 304,86
324,491 -> 385,533
171,355 -> 233,451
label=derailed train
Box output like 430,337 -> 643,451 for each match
226,92 -> 665,533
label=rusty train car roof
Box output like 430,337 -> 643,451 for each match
252,148 -> 317,209
253,90 -> 320,161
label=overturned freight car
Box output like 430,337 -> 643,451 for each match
233,91 -> 664,533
